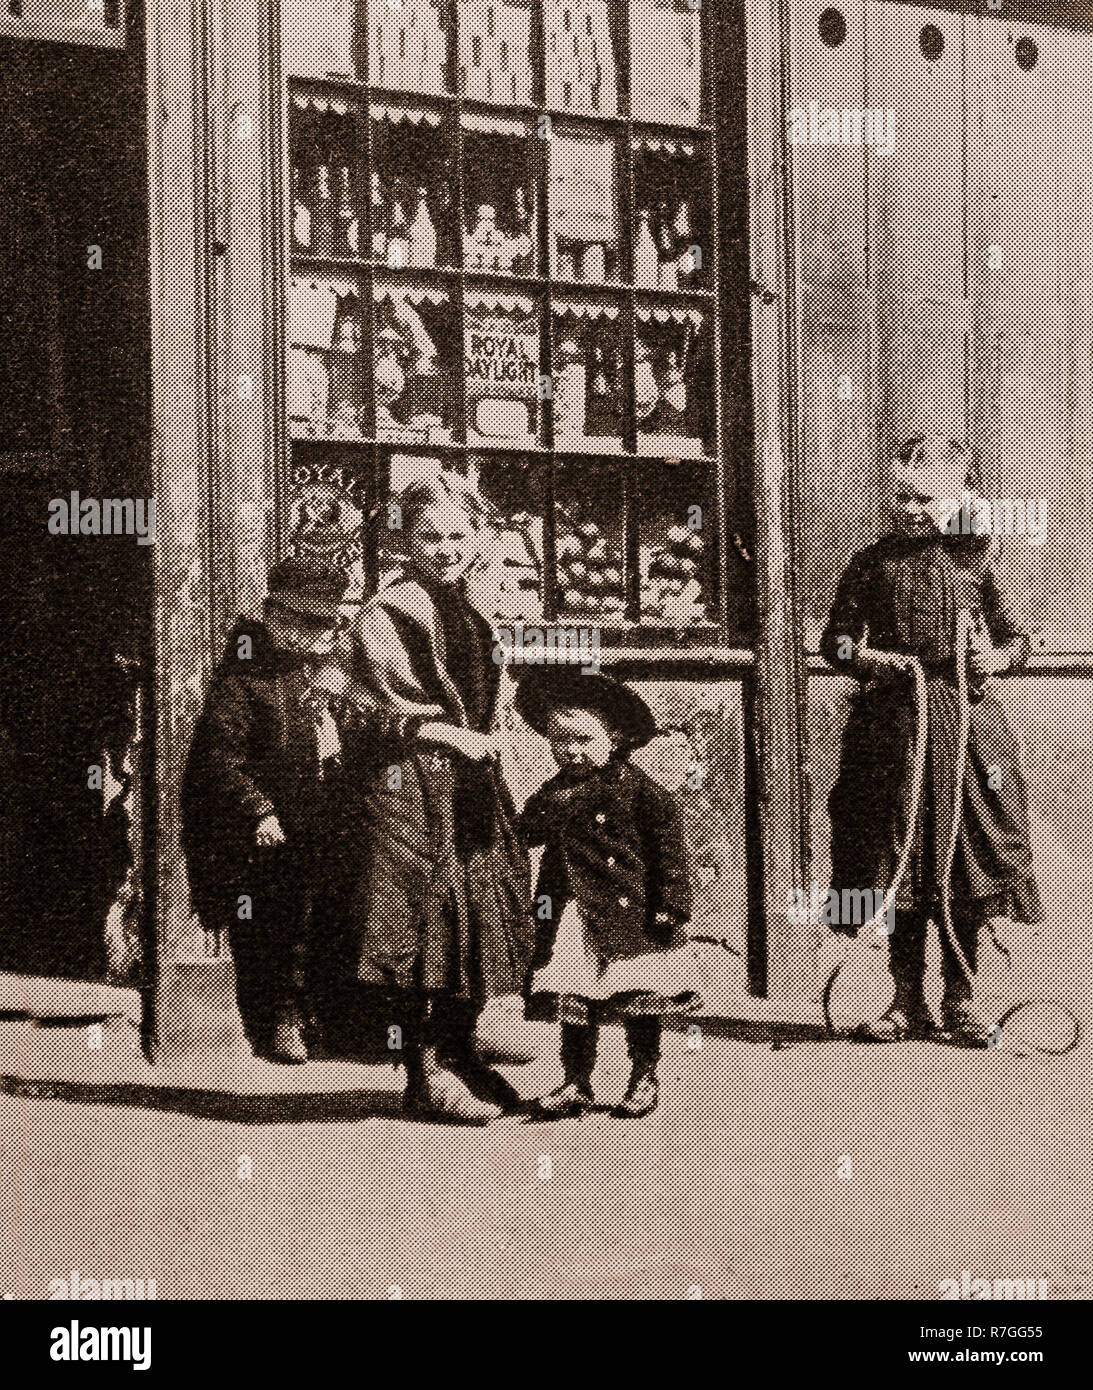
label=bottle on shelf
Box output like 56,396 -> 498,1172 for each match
662,348 -> 687,419
371,172 -> 388,260
554,337 -> 587,440
292,165 -> 312,252
387,195 -> 411,269
657,204 -> 678,290
335,165 -> 359,257
634,337 -> 659,421
328,306 -> 363,434
466,204 -> 502,271
586,344 -> 618,437
674,200 -> 696,287
635,208 -> 658,288
408,187 -> 437,268
513,187 -> 533,275
312,163 -> 335,257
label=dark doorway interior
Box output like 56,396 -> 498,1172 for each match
0,30 -> 150,986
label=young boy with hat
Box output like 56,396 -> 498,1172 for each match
515,667 -> 699,1119
182,557 -> 416,1063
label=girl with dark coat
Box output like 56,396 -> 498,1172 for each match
821,437 -> 1043,1045
340,471 -> 534,1124
514,667 -> 699,1119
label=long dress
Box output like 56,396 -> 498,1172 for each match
339,567 -> 534,1004
820,533 -> 1042,924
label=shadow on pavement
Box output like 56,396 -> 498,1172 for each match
0,1073 -> 406,1124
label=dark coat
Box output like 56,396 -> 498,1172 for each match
180,617 -> 409,927
522,756 -> 692,964
820,534 -> 1042,922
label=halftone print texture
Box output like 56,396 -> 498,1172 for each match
1,0 -> 1091,1307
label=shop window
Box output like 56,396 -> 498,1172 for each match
470,452 -> 549,620
370,104 -> 457,268
369,0 -> 451,94
636,457 -> 718,629
542,0 -> 620,115
288,274 -> 367,441
465,290 -> 542,447
634,303 -> 712,459
548,126 -> 622,284
279,0 -> 735,644
289,92 -> 364,262
459,0 -> 536,103
554,457 -> 627,623
629,0 -> 702,124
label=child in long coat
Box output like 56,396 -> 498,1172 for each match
515,667 -> 699,1118
821,437 -> 1042,1045
181,558 -> 415,1063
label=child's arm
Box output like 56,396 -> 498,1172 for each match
820,551 -> 872,675
192,670 -> 278,831
973,565 -> 1031,677
821,549 -> 914,680
641,780 -> 692,931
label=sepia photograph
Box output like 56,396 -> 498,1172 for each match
0,0 -> 1090,1349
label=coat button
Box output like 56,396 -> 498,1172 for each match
595,812 -> 606,824
606,856 -> 616,867
618,895 -> 630,907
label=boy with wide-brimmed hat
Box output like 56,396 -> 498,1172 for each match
514,666 -> 699,1119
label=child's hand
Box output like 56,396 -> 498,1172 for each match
853,646 -> 915,680
419,723 -> 501,762
966,618 -> 1004,679
255,813 -> 287,847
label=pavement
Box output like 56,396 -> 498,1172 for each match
2,970 -> 1091,1300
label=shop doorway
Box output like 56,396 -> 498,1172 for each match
0,29 -> 151,990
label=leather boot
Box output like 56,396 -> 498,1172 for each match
614,1017 -> 660,1118
269,1007 -> 308,1064
535,1023 -> 597,1118
404,1042 -> 503,1123
439,1003 -> 523,1113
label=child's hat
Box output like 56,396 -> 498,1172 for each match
513,666 -> 657,746
266,557 -> 349,620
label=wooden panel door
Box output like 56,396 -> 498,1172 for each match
868,1 -> 969,449
786,1 -> 875,652
970,13 -> 1093,652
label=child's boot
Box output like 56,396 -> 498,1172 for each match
403,996 -> 503,1123
535,1023 -> 597,1117
858,910 -> 935,1041
269,1006 -> 309,1064
940,906 -> 991,1047
614,1017 -> 661,1118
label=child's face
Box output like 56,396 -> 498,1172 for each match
407,502 -> 482,588
891,445 -> 968,537
546,706 -> 619,771
266,603 -> 340,657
